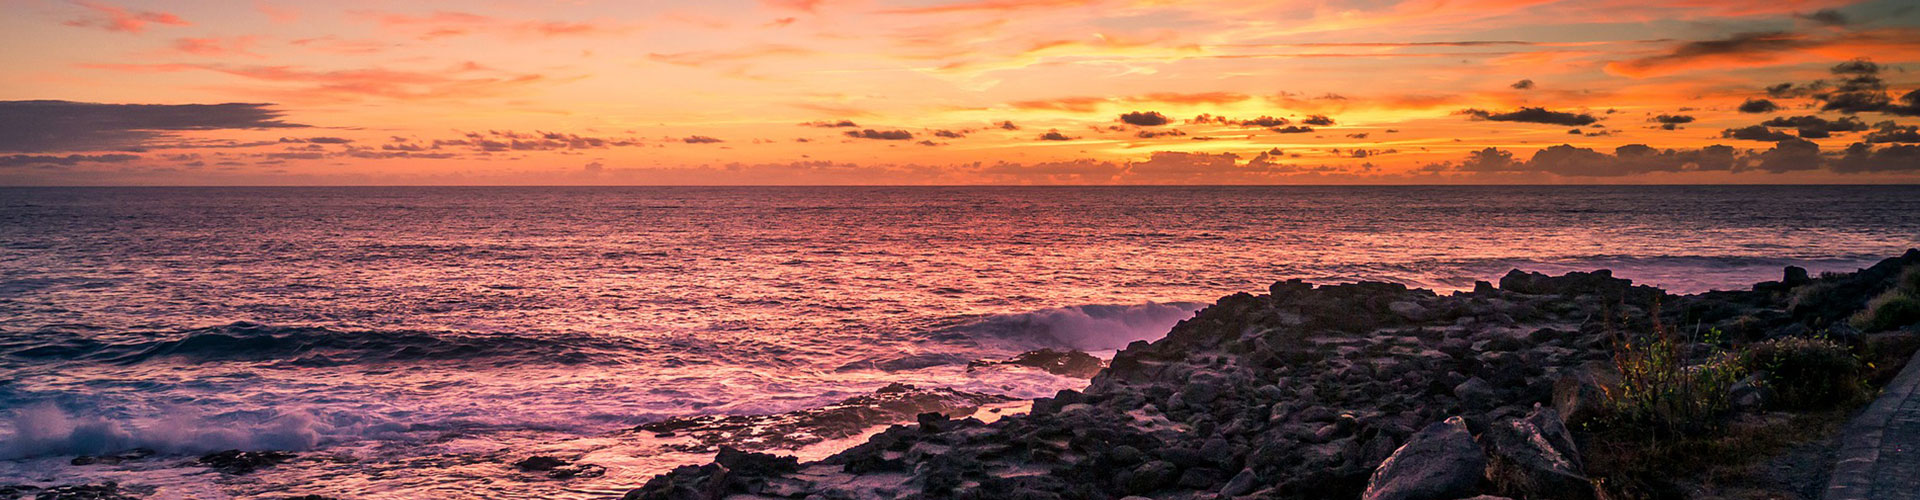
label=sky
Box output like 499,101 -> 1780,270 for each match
1,0 -> 1919,185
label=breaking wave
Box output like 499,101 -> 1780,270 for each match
928,302 -> 1205,351
6,322 -> 648,367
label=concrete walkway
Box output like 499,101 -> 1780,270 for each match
1826,346 -> 1920,500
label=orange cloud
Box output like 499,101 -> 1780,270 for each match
80,63 -> 546,102
762,0 -> 825,13
361,10 -> 627,39
172,37 -> 264,58
64,1 -> 189,33
879,0 -> 1097,15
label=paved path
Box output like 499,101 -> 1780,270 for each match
1826,346 -> 1920,500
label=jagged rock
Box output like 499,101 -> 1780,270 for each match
1126,460 -> 1179,494
1551,362 -> 1618,426
69,448 -> 153,466
1784,266 -> 1812,286
621,253 -> 1920,500
1482,406 -> 1594,500
196,450 -> 296,475
1361,417 -> 1484,500
1221,468 -> 1259,496
1730,375 -> 1770,411
514,455 -> 605,479
623,448 -> 800,500
633,382 -> 1012,452
1453,377 -> 1495,407
514,456 -> 569,471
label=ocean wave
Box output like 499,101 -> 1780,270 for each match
926,302 -> 1205,351
7,322 -> 648,367
0,402 -> 402,459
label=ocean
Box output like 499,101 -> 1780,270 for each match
2,185 -> 1917,498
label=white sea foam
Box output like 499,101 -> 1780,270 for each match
955,302 -> 1205,351
0,403 -> 397,459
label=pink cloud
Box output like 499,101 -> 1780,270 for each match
64,0 -> 190,33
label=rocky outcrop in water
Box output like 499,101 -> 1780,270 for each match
196,450 -> 296,475
633,383 -> 1014,453
628,250 -> 1920,500
0,483 -> 140,500
967,348 -> 1104,378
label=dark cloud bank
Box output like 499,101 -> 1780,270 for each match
0,100 -> 306,152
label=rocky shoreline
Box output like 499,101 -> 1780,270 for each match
629,250 -> 1920,500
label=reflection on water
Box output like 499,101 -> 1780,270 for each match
1,185 -> 1916,498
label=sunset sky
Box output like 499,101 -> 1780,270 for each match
2,0 -> 1919,185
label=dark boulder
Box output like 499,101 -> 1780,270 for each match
1361,417 -> 1485,500
1551,362 -> 1618,426
1482,406 -> 1594,500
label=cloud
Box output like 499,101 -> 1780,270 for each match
1757,115 -> 1868,138
1302,115 -> 1336,126
0,100 -> 305,152
1652,114 -> 1694,130
1864,123 -> 1920,143
933,130 -> 966,138
1119,111 -> 1170,126
761,0 -> 824,12
1758,59 -> 1920,116
80,63 -> 547,102
1037,130 -> 1074,141
1738,99 -> 1780,113
425,130 -> 644,152
1271,126 -> 1315,133
173,37 -> 263,58
279,136 -> 354,144
64,1 -> 189,33
1748,138 -> 1823,173
1460,107 -> 1599,126
1134,129 -> 1186,139
1721,125 -> 1799,142
1511,79 -> 1535,90
879,0 -> 1092,15
800,120 -> 859,128
995,121 -> 1020,130
1834,143 -> 1920,173
1604,29 -> 1920,78
845,129 -> 914,140
1437,138 -> 1920,176
683,136 -> 724,144
0,153 -> 141,168
1443,143 -> 1740,176
362,10 -> 625,39
1797,9 -> 1849,27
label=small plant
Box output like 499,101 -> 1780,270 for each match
1600,304 -> 1744,435
1744,336 -> 1866,409
1850,266 -> 1920,332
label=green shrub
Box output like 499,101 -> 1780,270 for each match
1744,336 -> 1866,409
1603,312 -> 1744,435
1851,266 -> 1920,332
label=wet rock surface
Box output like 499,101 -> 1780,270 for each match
513,455 -> 606,479
632,382 -> 1015,453
0,482 -> 141,500
196,450 -> 297,475
967,348 -> 1105,378
629,250 -> 1920,499
68,449 -> 154,467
